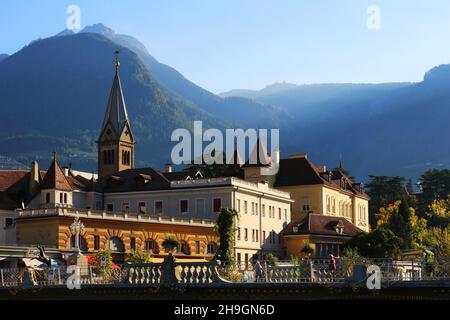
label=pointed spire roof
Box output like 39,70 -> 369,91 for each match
40,156 -> 73,191
243,138 -> 272,167
101,51 -> 133,137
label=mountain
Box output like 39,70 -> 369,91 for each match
79,24 -> 292,129
1,23 -> 450,181
221,77 -> 450,181
0,32 -> 224,170
220,82 -> 298,99
0,54 -> 8,62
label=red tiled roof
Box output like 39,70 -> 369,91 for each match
40,160 -> 73,191
0,170 -> 28,192
282,213 -> 362,237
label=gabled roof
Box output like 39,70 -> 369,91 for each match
100,67 -> 134,141
98,167 -> 171,193
0,170 -> 28,192
274,155 -> 324,186
274,155 -> 369,198
39,159 -> 73,191
282,213 -> 362,237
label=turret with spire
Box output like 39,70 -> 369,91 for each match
97,51 -> 135,177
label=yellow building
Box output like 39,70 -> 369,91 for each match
274,154 -> 370,258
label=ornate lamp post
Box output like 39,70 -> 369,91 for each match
70,216 -> 85,256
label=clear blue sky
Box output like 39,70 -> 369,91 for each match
1,0 -> 450,93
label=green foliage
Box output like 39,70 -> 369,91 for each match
89,249 -> 113,274
127,250 -> 152,264
418,169 -> 450,211
301,241 -> 314,256
214,208 -> 239,263
162,236 -> 180,251
366,175 -> 407,227
264,253 -> 279,266
344,227 -> 403,258
422,226 -> 450,260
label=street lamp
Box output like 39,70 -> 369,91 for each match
70,216 -> 85,256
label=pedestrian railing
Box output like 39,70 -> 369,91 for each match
1,257 -> 449,289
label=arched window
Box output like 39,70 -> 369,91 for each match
70,235 -> 88,251
107,236 -> 125,252
144,239 -> 159,253
103,150 -> 108,164
180,241 -> 190,255
207,242 -> 217,254
46,192 -> 50,204
64,193 -> 68,204
59,193 -> 63,203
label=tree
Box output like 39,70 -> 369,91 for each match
344,228 -> 403,258
376,197 -> 427,249
422,227 -> 450,261
365,175 -> 407,227
425,198 -> 450,228
128,250 -> 152,264
418,169 -> 450,211
214,208 -> 239,264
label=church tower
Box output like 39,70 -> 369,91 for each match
98,51 -> 135,177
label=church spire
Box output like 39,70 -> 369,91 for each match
97,51 -> 135,178
100,50 -> 133,139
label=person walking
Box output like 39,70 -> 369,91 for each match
255,260 -> 264,282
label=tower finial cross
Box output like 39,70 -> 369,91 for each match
114,50 -> 120,72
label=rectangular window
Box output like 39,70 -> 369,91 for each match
245,253 -> 249,265
244,228 -> 248,241
195,241 -> 200,254
244,201 -> 248,214
262,231 -> 266,244
256,230 -> 259,242
284,209 -> 287,221
302,198 -> 311,212
122,202 -> 130,213
237,253 -> 241,264
155,201 -> 163,215
94,235 -> 100,251
106,204 -> 113,212
251,202 -> 255,215
138,202 -> 146,214
252,229 -> 255,242
213,198 -> 221,212
278,208 -> 282,220
255,203 -> 258,215
180,199 -> 189,213
236,199 -> 241,212
262,204 -> 265,217
237,227 -> 241,240
130,237 -> 136,251
4,218 -> 14,228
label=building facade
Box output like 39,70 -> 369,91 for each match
0,55 -> 293,265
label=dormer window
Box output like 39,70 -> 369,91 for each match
334,220 -> 345,234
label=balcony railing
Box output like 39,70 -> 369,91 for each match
17,207 -> 215,227
0,258 -> 448,289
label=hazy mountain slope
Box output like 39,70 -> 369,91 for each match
0,32 -> 224,170
79,24 -> 292,129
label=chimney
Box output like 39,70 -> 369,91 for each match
318,165 -> 327,173
165,163 -> 173,173
29,160 -> 39,194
